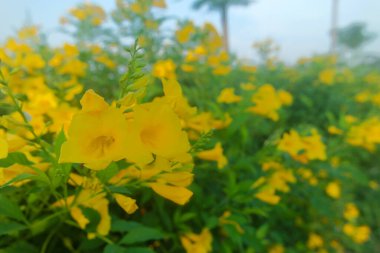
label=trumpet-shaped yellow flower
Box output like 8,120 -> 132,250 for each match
59,90 -> 134,170
113,193 -> 138,214
126,100 -> 191,165
217,88 -> 242,104
181,228 -> 213,253
197,142 -> 227,169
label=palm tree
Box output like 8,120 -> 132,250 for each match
192,0 -> 254,52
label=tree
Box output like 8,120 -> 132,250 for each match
330,0 -> 339,53
192,0 -> 254,52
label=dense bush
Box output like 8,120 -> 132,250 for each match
0,1 -> 379,252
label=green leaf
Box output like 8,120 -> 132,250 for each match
0,241 -> 38,253
0,221 -> 26,235
120,226 -> 164,245
0,152 -> 33,167
97,163 -> 119,183
53,129 -> 66,158
30,213 -> 61,236
104,245 -> 154,253
0,194 -> 27,223
111,220 -> 141,232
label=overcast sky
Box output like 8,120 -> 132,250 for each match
0,0 -> 379,63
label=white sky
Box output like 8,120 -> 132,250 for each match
0,0 -> 379,63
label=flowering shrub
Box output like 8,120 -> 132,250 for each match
0,1 -> 379,253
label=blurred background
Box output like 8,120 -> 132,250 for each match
0,0 -> 379,63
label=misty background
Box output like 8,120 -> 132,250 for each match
0,0 -> 379,63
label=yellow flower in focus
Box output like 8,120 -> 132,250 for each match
307,233 -> 324,249
343,203 -> 359,221
181,228 -> 212,253
59,90 -> 134,170
197,142 -> 227,169
319,69 -> 335,85
217,88 -> 242,104
325,181 -> 341,199
127,100 -> 191,165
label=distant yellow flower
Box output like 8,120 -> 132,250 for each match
217,88 -> 242,104
181,228 -> 212,253
319,69 -> 335,85
197,142 -> 227,169
212,65 -> 231,76
152,0 -> 167,8
343,203 -> 359,221
152,59 -> 176,79
240,82 -> 255,91
307,233 -> 324,249
343,224 -> 371,244
269,244 -> 284,253
328,126 -> 343,135
255,187 -> 280,205
176,22 -> 195,43
59,90 -> 134,170
326,181 -> 341,199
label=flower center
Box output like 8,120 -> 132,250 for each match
89,135 -> 115,158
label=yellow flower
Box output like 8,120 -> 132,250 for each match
149,182 -> 193,205
127,100 -> 191,165
59,90 -> 134,170
343,203 -> 359,221
278,130 -> 304,157
217,88 -> 242,104
152,0 -> 167,8
319,69 -> 335,85
176,22 -> 195,43
212,65 -> 231,76
54,188 -> 111,237
0,135 -> 8,159
152,59 -> 176,79
269,244 -> 284,253
197,142 -> 227,169
328,126 -> 343,135
307,233 -> 324,249
113,193 -> 138,214
181,228 -> 212,253
325,181 -> 341,199
255,187 -> 280,205
278,90 -> 293,105
343,224 -> 371,244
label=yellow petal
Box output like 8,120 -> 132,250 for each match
114,193 -> 138,214
70,206 -> 89,229
0,137 -> 8,159
149,183 -> 193,205
80,89 -> 108,112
